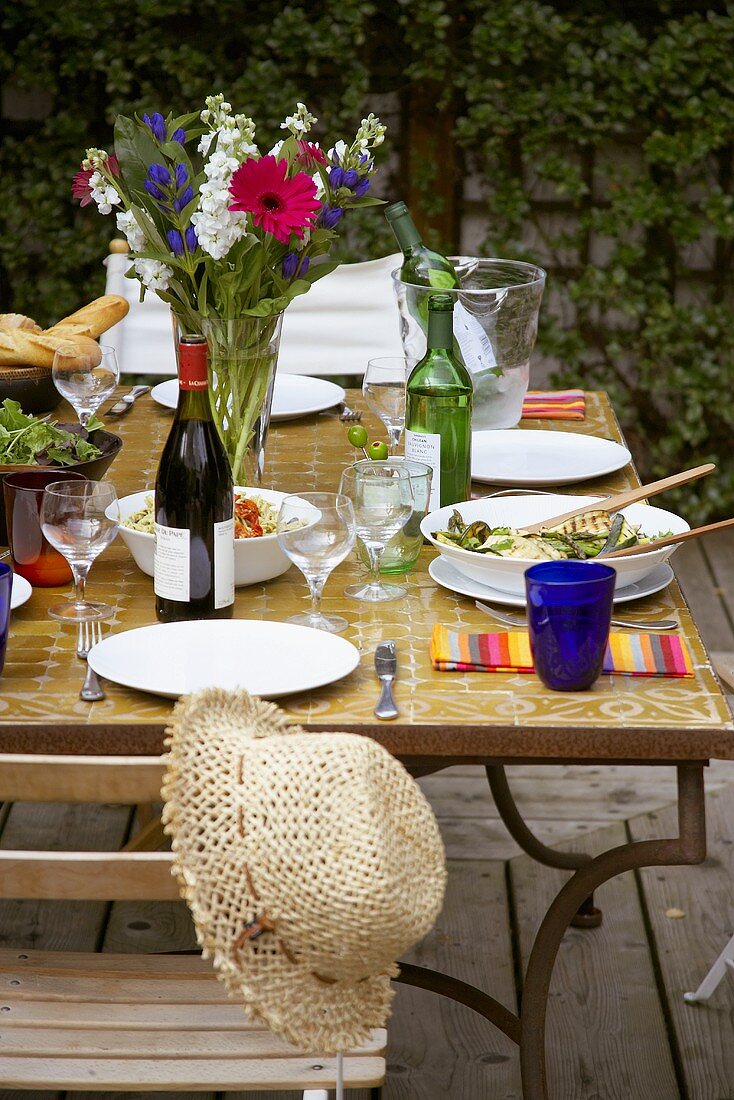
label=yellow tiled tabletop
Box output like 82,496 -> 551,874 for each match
2,390 -> 732,763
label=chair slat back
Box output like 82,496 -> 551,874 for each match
0,754 -> 173,901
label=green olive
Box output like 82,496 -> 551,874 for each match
347,424 -> 369,448
368,440 -> 389,460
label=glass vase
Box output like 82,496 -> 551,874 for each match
173,313 -> 283,485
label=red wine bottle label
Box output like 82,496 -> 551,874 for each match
179,341 -> 208,391
214,517 -> 235,609
154,523 -> 190,601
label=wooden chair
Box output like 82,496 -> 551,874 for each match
0,753 -> 386,1094
103,244 -> 404,379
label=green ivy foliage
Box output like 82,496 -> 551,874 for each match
2,1 -> 732,519
449,0 -> 734,522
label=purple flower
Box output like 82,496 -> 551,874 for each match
143,112 -> 167,142
144,180 -> 167,202
172,127 -> 186,144
354,177 -> 371,197
282,252 -> 299,279
299,256 -> 310,277
148,163 -> 171,187
343,168 -> 358,188
174,186 -> 194,213
320,205 -> 344,229
329,166 -> 345,188
167,229 -> 184,256
175,163 -> 188,189
185,225 -> 198,251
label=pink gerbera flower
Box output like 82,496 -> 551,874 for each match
295,139 -> 328,170
228,156 -> 321,243
71,155 -> 120,206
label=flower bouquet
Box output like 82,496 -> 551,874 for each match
74,96 -> 386,481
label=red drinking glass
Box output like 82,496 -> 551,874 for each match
3,469 -> 87,586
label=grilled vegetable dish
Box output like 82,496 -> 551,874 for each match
433,508 -> 666,560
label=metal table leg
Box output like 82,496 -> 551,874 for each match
395,763 -> 706,1100
486,764 -> 602,926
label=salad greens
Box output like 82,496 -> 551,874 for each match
0,400 -> 103,467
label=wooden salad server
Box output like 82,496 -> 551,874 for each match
603,515 -> 734,558
518,463 -> 716,535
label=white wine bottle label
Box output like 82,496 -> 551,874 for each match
154,523 -> 190,602
453,301 -> 497,378
214,517 -> 235,609
405,429 -> 441,510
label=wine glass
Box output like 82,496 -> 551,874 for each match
40,480 -> 119,621
362,357 -> 408,455
276,493 -> 356,633
52,343 -> 120,430
339,460 -> 413,602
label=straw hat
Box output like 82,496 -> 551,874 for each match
161,688 -> 446,1053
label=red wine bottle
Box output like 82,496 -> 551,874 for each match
154,335 -> 234,623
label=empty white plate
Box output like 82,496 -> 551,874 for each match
87,619 -> 360,699
10,574 -> 32,611
471,429 -> 631,486
428,555 -> 674,609
151,375 -> 345,421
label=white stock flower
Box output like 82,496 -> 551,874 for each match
328,139 -> 347,164
268,139 -> 284,158
116,209 -> 147,252
89,171 -> 121,215
134,258 -> 173,291
281,102 -> 317,136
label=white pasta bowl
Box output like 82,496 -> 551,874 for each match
112,486 -> 300,587
420,493 -> 690,596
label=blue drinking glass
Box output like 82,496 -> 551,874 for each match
0,562 -> 13,678
525,561 -> 616,691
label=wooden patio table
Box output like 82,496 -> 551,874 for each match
1,389 -> 732,1099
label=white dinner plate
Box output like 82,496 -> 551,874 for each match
428,556 -> 675,609
471,430 -> 632,486
151,375 -> 345,421
10,574 -> 32,611
87,619 -> 360,700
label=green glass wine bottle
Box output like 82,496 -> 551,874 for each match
385,201 -> 460,289
404,295 -> 473,509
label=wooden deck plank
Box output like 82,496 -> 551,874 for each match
629,786 -> 734,1099
675,540 -> 734,651
511,823 -> 680,1099
698,530 -> 734,626
383,859 -> 521,1100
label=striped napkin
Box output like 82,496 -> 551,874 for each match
521,389 -> 586,420
430,624 -> 693,677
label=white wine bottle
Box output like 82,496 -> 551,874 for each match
154,335 -> 235,622
405,295 -> 473,509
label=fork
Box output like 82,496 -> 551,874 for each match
474,600 -> 678,631
76,621 -> 106,702
338,401 -> 362,422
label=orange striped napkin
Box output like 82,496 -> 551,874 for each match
430,624 -> 693,677
521,389 -> 585,420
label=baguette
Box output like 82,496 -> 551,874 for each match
0,330 -> 101,370
0,313 -> 42,332
46,294 -> 129,340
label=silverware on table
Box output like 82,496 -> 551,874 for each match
107,385 -> 150,417
338,402 -> 362,422
77,621 -> 106,701
374,640 -> 398,720
474,600 -> 678,632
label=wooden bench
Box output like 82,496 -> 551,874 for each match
0,754 -> 386,1094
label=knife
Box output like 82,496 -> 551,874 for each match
107,384 -> 150,416
374,640 -> 398,720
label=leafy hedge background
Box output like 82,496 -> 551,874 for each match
1,0 -> 732,520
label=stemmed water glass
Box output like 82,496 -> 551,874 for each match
339,460 -> 413,602
362,357 -> 408,455
52,343 -> 120,431
40,481 -> 120,621
276,493 -> 356,633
